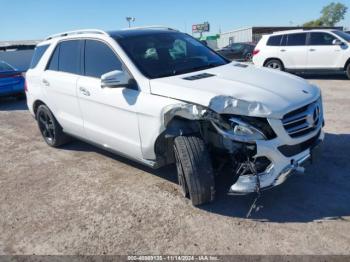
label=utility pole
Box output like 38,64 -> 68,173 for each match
126,17 -> 135,28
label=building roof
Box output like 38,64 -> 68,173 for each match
0,40 -> 40,48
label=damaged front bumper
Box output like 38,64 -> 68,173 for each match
228,128 -> 324,195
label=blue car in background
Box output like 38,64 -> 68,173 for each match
0,60 -> 25,98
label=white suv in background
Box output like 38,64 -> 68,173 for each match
253,29 -> 350,79
26,28 -> 324,206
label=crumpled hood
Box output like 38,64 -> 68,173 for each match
150,63 -> 320,119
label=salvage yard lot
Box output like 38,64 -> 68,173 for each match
0,75 -> 350,255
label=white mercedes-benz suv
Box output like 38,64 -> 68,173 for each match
253,29 -> 350,79
26,27 -> 324,206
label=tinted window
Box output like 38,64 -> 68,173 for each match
230,43 -> 243,51
309,32 -> 337,45
115,32 -> 228,79
286,33 -> 307,46
281,35 -> 287,46
332,30 -> 350,42
30,44 -> 49,69
58,40 -> 80,74
47,45 -> 59,71
84,40 -> 123,78
267,35 -> 282,46
0,61 -> 15,72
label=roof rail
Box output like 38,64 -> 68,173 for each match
123,25 -> 179,31
45,29 -> 108,40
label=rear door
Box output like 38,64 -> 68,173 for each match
77,39 -> 142,159
41,40 -> 85,136
307,32 -> 343,69
279,33 -> 308,69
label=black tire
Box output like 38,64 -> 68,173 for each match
265,59 -> 284,71
245,52 -> 253,62
346,63 -> 350,79
174,136 -> 215,206
36,104 -> 70,147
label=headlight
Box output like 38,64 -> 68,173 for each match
228,117 -> 266,142
209,114 -> 267,143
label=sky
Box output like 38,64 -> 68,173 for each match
1,0 -> 349,41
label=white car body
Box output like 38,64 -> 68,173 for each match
26,28 -> 324,196
253,29 -> 350,73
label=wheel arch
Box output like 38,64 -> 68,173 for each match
33,100 -> 47,118
154,116 -> 202,167
344,58 -> 350,70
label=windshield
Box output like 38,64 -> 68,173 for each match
0,61 -> 15,72
332,31 -> 350,42
115,32 -> 228,79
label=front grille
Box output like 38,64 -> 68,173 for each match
282,99 -> 322,138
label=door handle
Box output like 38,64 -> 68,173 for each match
280,49 -> 286,52
42,79 -> 50,87
309,49 -> 316,52
79,87 -> 90,96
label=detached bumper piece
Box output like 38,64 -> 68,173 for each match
228,129 -> 324,195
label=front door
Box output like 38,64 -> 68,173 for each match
307,32 -> 343,69
77,39 -> 142,159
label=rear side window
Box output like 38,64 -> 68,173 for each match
285,33 -> 307,46
84,40 -> 123,78
267,35 -> 282,46
47,45 -> 59,71
58,40 -> 80,74
309,32 -> 336,45
30,44 -> 49,69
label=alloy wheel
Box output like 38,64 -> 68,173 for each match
267,62 -> 282,70
38,110 -> 55,144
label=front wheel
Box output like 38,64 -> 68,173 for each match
346,63 -> 350,79
265,59 -> 284,71
174,136 -> 215,206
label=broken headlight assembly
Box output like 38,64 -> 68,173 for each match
208,112 -> 276,144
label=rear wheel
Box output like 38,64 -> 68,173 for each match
245,52 -> 253,62
174,136 -> 215,206
346,63 -> 350,79
265,59 -> 284,71
36,105 -> 70,147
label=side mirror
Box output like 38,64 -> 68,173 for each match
332,39 -> 343,45
101,70 -> 131,88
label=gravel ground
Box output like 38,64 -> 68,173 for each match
0,75 -> 349,255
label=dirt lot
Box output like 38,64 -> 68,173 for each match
0,75 -> 350,255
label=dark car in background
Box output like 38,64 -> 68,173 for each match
0,60 -> 25,98
217,42 -> 256,61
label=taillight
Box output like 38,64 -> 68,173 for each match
253,49 -> 260,56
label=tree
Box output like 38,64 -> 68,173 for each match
303,2 -> 348,27
303,19 -> 325,27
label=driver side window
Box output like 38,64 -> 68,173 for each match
84,40 -> 123,78
309,32 -> 337,46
